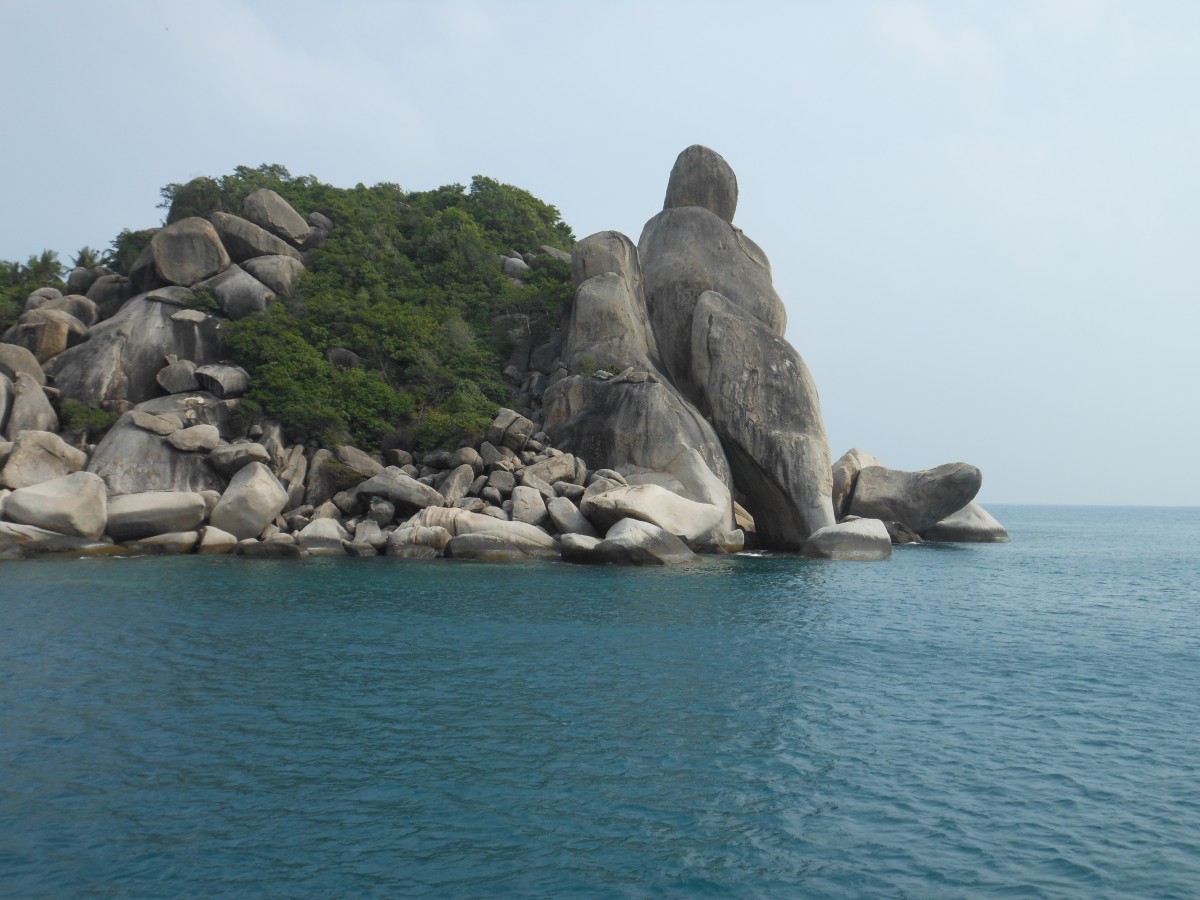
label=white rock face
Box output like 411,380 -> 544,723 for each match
801,518 -> 892,561
922,502 -> 1009,543
297,517 -> 350,555
580,482 -> 725,544
198,525 -> 239,554
3,471 -> 108,539
546,496 -> 599,537
105,491 -> 207,542
412,506 -> 559,550
593,518 -> 696,566
209,462 -> 288,540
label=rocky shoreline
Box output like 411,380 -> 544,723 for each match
0,147 -> 1007,563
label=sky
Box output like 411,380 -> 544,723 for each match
3,0 -> 1198,506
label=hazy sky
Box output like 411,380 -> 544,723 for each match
3,0 -> 1197,506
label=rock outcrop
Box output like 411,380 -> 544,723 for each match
848,463 -> 982,534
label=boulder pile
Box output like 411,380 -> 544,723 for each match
0,152 -> 1007,563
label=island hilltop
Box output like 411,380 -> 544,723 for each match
0,147 -> 1007,562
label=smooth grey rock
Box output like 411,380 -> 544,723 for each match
88,393 -> 234,496
197,525 -> 239,554
123,530 -> 199,554
208,442 -> 270,476
85,274 -> 133,313
517,470 -> 555,501
46,295 -> 223,407
385,524 -> 452,558
831,448 -> 884,519
487,408 -> 534,451
209,211 -> 302,263
167,424 -> 220,452
663,144 -> 738,225
0,522 -> 120,558
689,291 -> 834,548
848,463 -> 982,534
194,364 -> 250,398
444,532 -> 559,562
130,410 -> 183,436
242,189 -> 309,247
411,506 -> 559,551
592,518 -> 696,566
367,496 -> 395,526
236,538 -> 307,559
510,485 -> 548,527
5,372 -> 57,437
297,517 -> 350,555
801,518 -> 893,561
335,445 -> 383,480
523,452 -> 575,486
210,462 -> 288,540
358,467 -> 446,512
353,519 -> 386,551
0,343 -> 46,385
150,217 -> 230,287
0,430 -> 85,489
639,206 -> 786,393
560,532 -> 603,563
540,244 -> 572,264
487,469 -> 516,496
439,464 -> 476,505
196,264 -> 275,320
580,482 -> 726,544
3,471 -> 107,539
922,501 -> 1009,543
157,358 -> 200,394
242,255 -> 304,296
501,256 -> 532,278
546,496 -> 599,538
448,446 -> 483,473
39,293 -> 99,327
106,491 -> 207,541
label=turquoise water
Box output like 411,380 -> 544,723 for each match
1,506 -> 1198,897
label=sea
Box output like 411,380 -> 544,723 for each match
1,505 -> 1197,898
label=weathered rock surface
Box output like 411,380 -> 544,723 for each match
591,518 -> 696,566
801,518 -> 893,561
510,484 -> 548,527
411,506 -> 559,550
831,448 -> 884,519
3,471 -> 107,539
336,445 -> 383,480
150,217 -> 230,286
3,308 -> 88,363
242,189 -> 309,247
0,430 -> 86,489
196,264 -> 275,320
444,531 -> 560,561
210,462 -> 288,540
662,144 -> 739,225
546,496 -> 599,537
848,463 -> 982,534
386,524 -> 453,559
88,393 -> 234,495
157,357 -> 200,394
242,255 -> 304,296
580,482 -> 726,544
194,364 -> 250,398
5,373 -> 58,437
689,291 -> 834,548
106,491 -> 207,541
198,525 -> 239,554
167,423 -> 221,453
0,343 -> 46,385
46,296 -> 223,406
209,211 -> 302,263
0,522 -> 119,558
358,467 -> 446,512
297,517 -> 350,555
922,501 -> 1009,543
208,442 -> 271,477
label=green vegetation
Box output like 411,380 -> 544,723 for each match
59,400 -> 120,440
3,164 -> 576,450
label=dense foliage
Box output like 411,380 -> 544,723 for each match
162,164 -> 575,449
4,165 -> 575,450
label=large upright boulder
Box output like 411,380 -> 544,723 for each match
662,144 -> 738,225
0,343 -> 45,385
105,491 -> 207,541
242,189 -> 309,247
150,217 -> 230,287
242,255 -> 304,296
831,448 -> 884,519
848,463 -> 982,533
195,265 -> 275,320
209,462 -> 288,540
45,295 -> 223,406
544,230 -> 733,507
5,373 -> 58,437
689,291 -> 834,547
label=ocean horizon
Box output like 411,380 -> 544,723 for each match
2,504 -> 1197,897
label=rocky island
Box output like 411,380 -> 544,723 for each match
0,147 -> 1007,563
